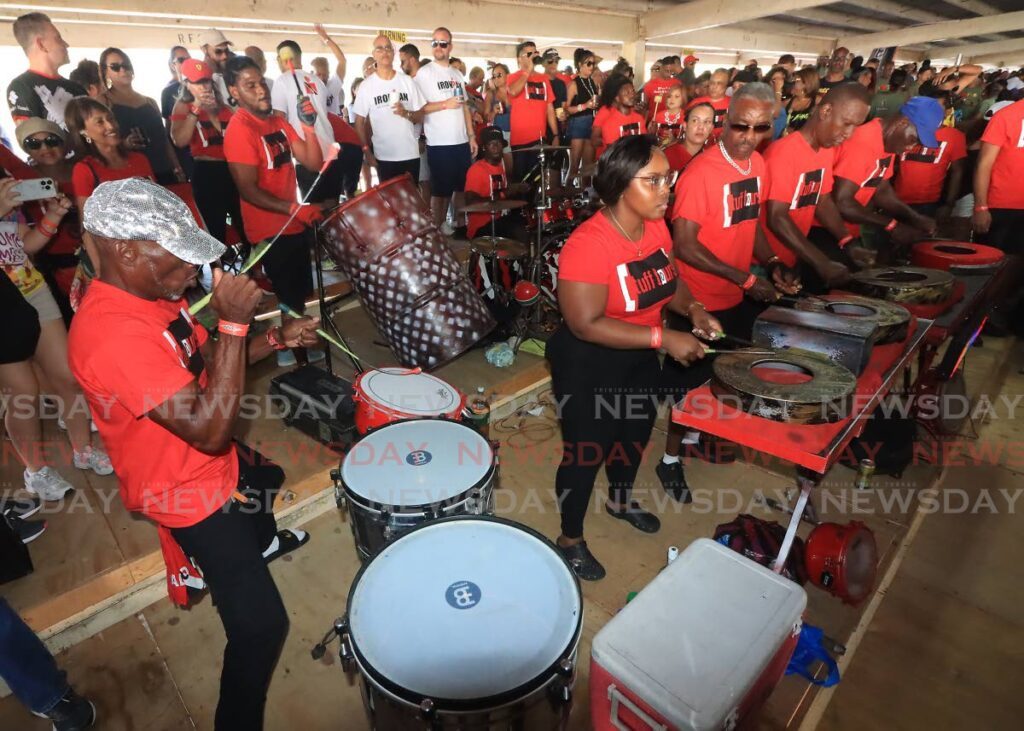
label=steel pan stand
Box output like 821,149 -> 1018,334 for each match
313,222 -> 363,376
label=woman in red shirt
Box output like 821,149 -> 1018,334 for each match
663,101 -> 714,173
549,135 -> 717,580
170,59 -> 245,257
66,96 -> 156,284
591,73 -> 646,159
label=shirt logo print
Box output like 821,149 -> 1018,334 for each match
791,168 -> 824,210
526,81 -> 547,101
616,248 -> 677,312
861,156 -> 892,188
722,177 -> 761,227
903,141 -> 947,165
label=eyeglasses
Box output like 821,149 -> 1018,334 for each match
492,73 -> 505,79
174,56 -> 189,64
23,135 -> 63,150
431,40 -> 450,49
374,45 -> 395,54
728,122 -> 773,133
633,172 -> 677,189
107,62 -> 132,72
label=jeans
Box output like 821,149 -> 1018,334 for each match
0,598 -> 68,715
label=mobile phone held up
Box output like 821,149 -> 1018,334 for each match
13,178 -> 58,202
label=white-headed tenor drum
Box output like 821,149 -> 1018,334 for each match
338,516 -> 583,729
337,419 -> 496,560
352,368 -> 465,435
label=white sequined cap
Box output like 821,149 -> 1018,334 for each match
83,178 -> 227,265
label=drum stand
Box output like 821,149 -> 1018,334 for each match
313,223 -> 363,376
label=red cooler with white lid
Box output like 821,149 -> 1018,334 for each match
590,538 -> 807,730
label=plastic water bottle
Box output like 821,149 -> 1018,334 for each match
468,387 -> 490,439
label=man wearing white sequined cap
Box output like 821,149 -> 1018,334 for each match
67,178 -> 318,731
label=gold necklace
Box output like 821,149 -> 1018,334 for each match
606,209 -> 644,256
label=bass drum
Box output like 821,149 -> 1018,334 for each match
339,516 -> 583,729
337,419 -> 496,561
538,232 -> 569,306
320,175 -> 496,369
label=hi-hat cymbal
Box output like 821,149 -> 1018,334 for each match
516,143 -> 570,153
470,236 -> 528,258
457,199 -> 528,214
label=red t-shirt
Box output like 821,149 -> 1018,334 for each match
762,131 -> 836,267
328,112 -> 361,146
672,144 -> 766,311
980,99 -> 1024,209
464,159 -> 509,238
650,108 -> 685,139
687,96 -> 730,137
558,213 -> 678,327
223,108 -> 303,243
508,71 -> 554,146
593,106 -> 647,158
643,78 -> 682,119
71,152 -> 155,199
169,106 -> 234,161
68,280 -> 238,528
894,126 -> 967,205
832,118 -> 895,235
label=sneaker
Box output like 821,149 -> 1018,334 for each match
56,417 -> 99,433
32,688 -> 96,730
440,221 -> 455,236
73,446 -> 114,476
0,495 -> 42,520
23,467 -> 74,502
605,501 -> 661,533
276,349 -> 298,367
307,348 -> 326,363
13,516 -> 46,544
656,460 -> 692,503
557,540 -> 606,581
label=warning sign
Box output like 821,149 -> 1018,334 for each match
379,29 -> 408,44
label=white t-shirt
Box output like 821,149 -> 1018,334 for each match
271,69 -> 335,158
351,70 -> 425,161
413,62 -> 469,146
213,73 -> 238,110
324,75 -> 345,115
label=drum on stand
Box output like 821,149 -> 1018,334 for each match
337,516 -> 583,729
468,236 -> 529,303
352,368 -> 465,435
335,419 -> 496,560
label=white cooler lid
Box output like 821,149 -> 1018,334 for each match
591,538 -> 807,731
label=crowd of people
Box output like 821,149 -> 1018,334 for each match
1,10 -> 1023,730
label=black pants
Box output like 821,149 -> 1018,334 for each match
296,157 -> 343,206
548,327 -> 662,539
171,447 -> 287,731
803,226 -> 859,295
192,159 -> 250,250
982,208 -> 1024,256
337,143 -> 364,198
474,212 -> 530,242
662,298 -> 764,400
377,158 -> 420,184
259,229 -> 313,313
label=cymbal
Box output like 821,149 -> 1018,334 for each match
515,143 -> 570,153
458,199 -> 528,214
470,236 -> 528,258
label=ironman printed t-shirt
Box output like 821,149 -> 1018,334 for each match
558,212 -> 677,327
672,144 -> 766,311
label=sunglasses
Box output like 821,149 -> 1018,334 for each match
174,56 -> 189,64
492,73 -> 505,79
23,135 -> 64,150
212,47 -> 230,56
431,40 -> 450,49
728,122 -> 773,133
582,60 -> 595,67
107,62 -> 132,72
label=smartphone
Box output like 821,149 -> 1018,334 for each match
13,178 -> 58,202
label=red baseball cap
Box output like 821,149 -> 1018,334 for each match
181,59 -> 213,83
684,54 -> 699,64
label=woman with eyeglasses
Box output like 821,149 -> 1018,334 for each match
99,47 -> 184,186
565,49 -> 601,181
591,73 -> 646,159
170,59 -> 248,262
14,120 -> 80,315
664,100 -> 714,172
548,135 -> 710,580
786,67 -> 818,134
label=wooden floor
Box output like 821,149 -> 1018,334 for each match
1,310 -> 1021,728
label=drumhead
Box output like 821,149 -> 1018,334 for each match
348,517 -> 582,708
360,368 -> 461,416
341,419 -> 494,508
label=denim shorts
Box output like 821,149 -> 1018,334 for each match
566,114 -> 594,141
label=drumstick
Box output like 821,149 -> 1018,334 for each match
278,303 -> 365,363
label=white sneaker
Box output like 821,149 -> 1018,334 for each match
73,446 -> 114,476
57,416 -> 99,433
23,466 -> 74,502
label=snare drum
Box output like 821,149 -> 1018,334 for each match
339,516 -> 582,729
352,368 -> 465,435
337,419 -> 496,560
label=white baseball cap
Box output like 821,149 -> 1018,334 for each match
200,28 -> 233,50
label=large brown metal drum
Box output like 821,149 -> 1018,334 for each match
320,175 -> 496,369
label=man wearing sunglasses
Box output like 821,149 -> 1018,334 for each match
507,41 -> 560,180
162,46 -> 194,180
8,13 -> 86,131
200,28 -> 237,109
414,27 -> 477,230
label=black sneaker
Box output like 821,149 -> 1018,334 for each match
33,689 -> 96,730
557,540 -> 606,581
13,516 -> 46,544
655,460 -> 692,503
605,502 -> 661,533
0,495 -> 42,520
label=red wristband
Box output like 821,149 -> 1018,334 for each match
837,234 -> 854,248
741,273 -> 757,291
974,205 -> 989,212
218,320 -> 250,337
650,326 -> 663,350
38,220 -> 58,237
266,326 -> 287,350
884,218 -> 898,232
